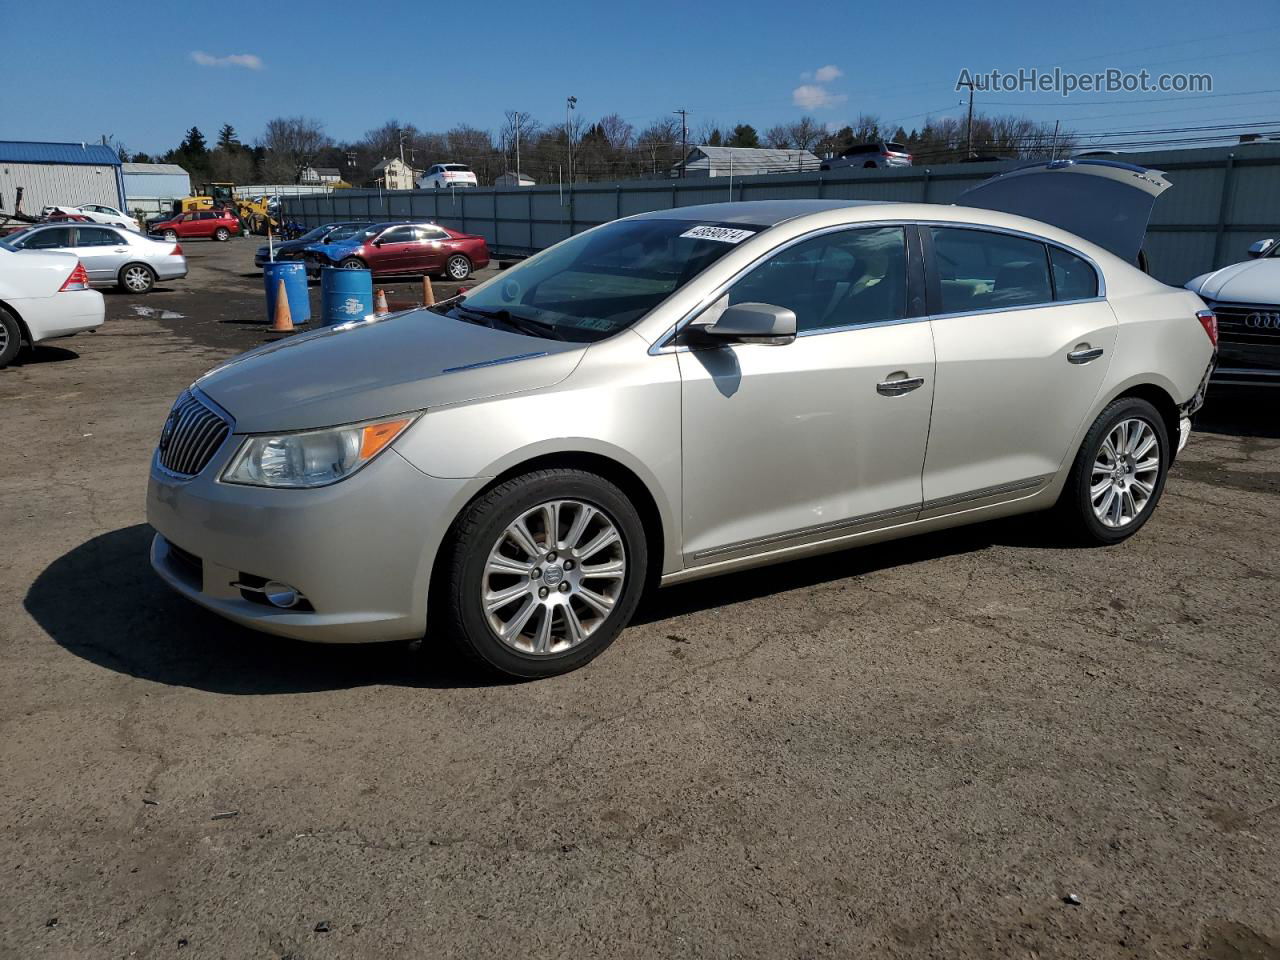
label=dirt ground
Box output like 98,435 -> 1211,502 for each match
2,238 -> 1278,959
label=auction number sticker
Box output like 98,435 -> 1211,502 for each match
680,225 -> 756,244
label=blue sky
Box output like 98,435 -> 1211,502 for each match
7,0 -> 1279,154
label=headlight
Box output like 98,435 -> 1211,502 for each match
221,415 -> 417,488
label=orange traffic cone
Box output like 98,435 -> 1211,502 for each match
374,288 -> 389,315
422,276 -> 435,307
271,278 -> 294,332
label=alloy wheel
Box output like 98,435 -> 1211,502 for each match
0,321 -> 8,355
481,499 -> 627,656
1090,418 -> 1160,528
123,266 -> 152,292
164,230 -> 177,242
448,256 -> 470,280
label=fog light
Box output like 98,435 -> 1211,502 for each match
263,581 -> 300,608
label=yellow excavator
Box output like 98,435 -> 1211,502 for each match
177,183 -> 278,234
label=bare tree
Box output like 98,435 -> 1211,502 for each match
784,116 -> 824,152
598,113 -> 634,152
637,117 -> 682,177
260,116 -> 328,183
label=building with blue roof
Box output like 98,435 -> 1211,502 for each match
0,141 -> 125,219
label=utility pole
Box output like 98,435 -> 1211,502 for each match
514,111 -> 522,182
565,96 -> 577,183
959,79 -> 975,158
1050,119 -> 1061,161
397,128 -> 407,166
674,108 -> 688,177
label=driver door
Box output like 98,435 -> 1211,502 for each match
677,225 -> 935,565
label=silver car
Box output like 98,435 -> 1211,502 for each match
6,223 -> 187,293
147,173 -> 1215,679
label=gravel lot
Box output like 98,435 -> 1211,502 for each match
2,238 -> 1278,959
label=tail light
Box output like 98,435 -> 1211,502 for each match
171,243 -> 183,256
1196,308 -> 1219,348
59,261 -> 90,292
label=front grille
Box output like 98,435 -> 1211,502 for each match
157,390 -> 231,477
1213,303 -> 1280,342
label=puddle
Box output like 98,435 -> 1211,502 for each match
131,305 -> 186,320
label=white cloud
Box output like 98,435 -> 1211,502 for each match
799,64 -> 843,83
792,84 -> 847,110
190,51 -> 264,70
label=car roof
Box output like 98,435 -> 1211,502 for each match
632,199 -> 887,227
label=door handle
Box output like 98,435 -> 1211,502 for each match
1068,347 -> 1105,364
876,376 -> 925,396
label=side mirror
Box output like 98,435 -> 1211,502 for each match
373,239 -> 383,247
1247,238 -> 1276,259
699,302 -> 797,345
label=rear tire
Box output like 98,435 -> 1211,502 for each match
1058,397 -> 1170,545
0,307 -> 22,368
439,469 -> 648,678
445,254 -> 472,281
118,263 -> 156,293
214,226 -> 230,241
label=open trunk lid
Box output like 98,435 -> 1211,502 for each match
955,158 -> 1171,265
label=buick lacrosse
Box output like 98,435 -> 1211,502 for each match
148,167 -> 1215,677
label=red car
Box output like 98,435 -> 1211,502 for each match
149,209 -> 239,242
304,221 -> 489,280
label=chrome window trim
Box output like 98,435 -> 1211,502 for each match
648,218 -> 1107,355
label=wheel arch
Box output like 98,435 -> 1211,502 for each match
0,298 -> 32,344
1112,382 -> 1180,452
427,450 -> 669,629
118,260 -> 156,283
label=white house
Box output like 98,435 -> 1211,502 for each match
300,165 -> 342,185
368,157 -> 418,190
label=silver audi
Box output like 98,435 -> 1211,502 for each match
148,164 -> 1215,678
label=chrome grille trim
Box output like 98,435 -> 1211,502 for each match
157,389 -> 233,478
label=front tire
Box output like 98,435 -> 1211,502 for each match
1059,397 -> 1170,544
440,469 -> 648,678
338,257 -> 366,271
162,229 -> 178,242
0,307 -> 22,368
118,263 -> 156,293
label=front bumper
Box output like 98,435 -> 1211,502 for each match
146,444 -> 473,643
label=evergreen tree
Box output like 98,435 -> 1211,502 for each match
728,124 -> 759,148
216,124 -> 240,150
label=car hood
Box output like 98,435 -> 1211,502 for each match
956,158 -> 1171,264
305,239 -> 361,259
1185,257 -> 1280,304
194,308 -> 584,434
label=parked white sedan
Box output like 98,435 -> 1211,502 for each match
42,203 -> 141,232
0,241 -> 104,368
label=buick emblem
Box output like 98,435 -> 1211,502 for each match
1245,311 -> 1280,329
159,411 -> 178,451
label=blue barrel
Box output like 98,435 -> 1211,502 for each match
320,266 -> 374,326
263,261 -> 311,325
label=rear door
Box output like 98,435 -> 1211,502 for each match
678,225 -> 935,564
921,225 -> 1116,511
70,226 -> 129,281
414,225 -> 452,273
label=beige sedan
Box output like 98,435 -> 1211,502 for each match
148,175 -> 1216,678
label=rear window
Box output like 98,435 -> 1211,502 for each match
843,144 -> 878,155
884,143 -> 908,153
443,164 -> 471,172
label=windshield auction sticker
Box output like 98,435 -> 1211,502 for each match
680,225 -> 757,244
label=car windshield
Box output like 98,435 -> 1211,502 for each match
0,229 -> 32,250
326,223 -> 364,241
295,226 -> 330,243
438,218 -> 761,343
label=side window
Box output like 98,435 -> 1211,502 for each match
76,227 -> 120,246
726,226 -> 908,333
1050,247 -> 1099,301
379,226 -> 415,243
419,226 -> 449,241
24,228 -> 74,249
196,211 -> 215,221
930,227 -> 1052,313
